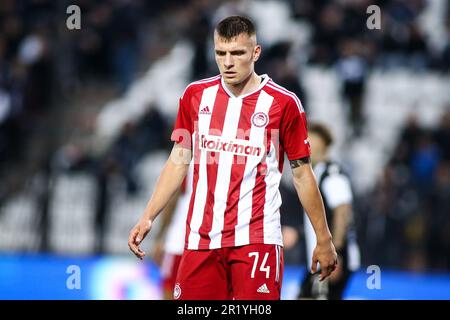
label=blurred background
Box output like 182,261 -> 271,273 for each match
0,0 -> 450,299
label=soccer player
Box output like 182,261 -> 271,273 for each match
299,123 -> 360,300
128,16 -> 337,300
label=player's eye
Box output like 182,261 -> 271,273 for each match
231,50 -> 245,56
215,51 -> 226,56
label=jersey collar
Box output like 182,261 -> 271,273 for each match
220,74 -> 270,99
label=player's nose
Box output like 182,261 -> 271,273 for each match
224,53 -> 234,68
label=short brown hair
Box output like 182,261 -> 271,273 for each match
215,16 -> 256,40
308,122 -> 334,147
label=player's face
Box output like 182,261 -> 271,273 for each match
214,32 -> 261,86
309,132 -> 327,165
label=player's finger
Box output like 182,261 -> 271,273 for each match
128,229 -> 143,258
133,248 -> 143,259
128,240 -> 139,256
130,243 -> 145,260
136,249 -> 145,260
311,257 -> 318,274
128,243 -> 140,258
319,263 -> 334,281
137,246 -> 146,257
332,262 -> 337,272
319,267 -> 328,281
136,229 -> 147,245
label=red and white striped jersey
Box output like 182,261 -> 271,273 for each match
171,74 -> 310,250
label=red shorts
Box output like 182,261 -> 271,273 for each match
160,253 -> 182,295
174,243 -> 283,300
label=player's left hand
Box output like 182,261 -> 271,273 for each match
311,238 -> 338,281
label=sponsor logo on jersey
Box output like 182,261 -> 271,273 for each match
200,134 -> 264,157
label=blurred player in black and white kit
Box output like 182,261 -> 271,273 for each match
299,123 -> 360,300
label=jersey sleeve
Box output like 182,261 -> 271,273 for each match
280,96 -> 311,160
170,88 -> 193,149
322,174 -> 353,209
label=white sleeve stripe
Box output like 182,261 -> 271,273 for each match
181,75 -> 221,99
266,82 -> 304,113
266,83 -> 303,114
267,80 -> 302,106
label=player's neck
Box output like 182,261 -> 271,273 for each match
225,72 -> 261,98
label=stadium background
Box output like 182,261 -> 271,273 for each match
0,0 -> 449,299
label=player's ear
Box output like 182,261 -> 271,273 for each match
253,44 -> 261,62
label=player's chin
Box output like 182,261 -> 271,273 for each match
222,76 -> 240,85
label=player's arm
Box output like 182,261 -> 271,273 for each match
151,188 -> 182,265
322,172 -> 353,253
128,143 -> 191,260
328,203 -> 352,282
290,157 -> 337,281
332,204 -> 351,252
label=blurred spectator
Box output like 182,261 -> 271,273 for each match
427,162 -> 450,269
392,114 -> 424,165
187,0 -> 214,80
105,106 -> 169,195
272,59 -> 308,113
410,131 -> 440,192
433,109 -> 450,161
362,109 -> 450,271
110,1 -> 141,92
335,39 -> 368,137
75,3 -> 114,82
52,142 -> 95,173
361,164 -> 414,268
260,41 -> 309,112
309,3 -> 344,66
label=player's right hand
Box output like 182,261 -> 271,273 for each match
128,219 -> 152,260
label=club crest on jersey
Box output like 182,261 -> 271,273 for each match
251,112 -> 269,128
174,283 -> 181,299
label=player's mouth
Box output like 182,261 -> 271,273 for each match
224,71 -> 237,77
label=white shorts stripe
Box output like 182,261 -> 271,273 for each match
275,245 -> 280,283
